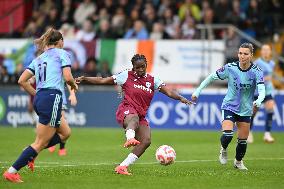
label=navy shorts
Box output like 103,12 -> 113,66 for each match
222,110 -> 251,123
33,89 -> 63,128
254,95 -> 273,103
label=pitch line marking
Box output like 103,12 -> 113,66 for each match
1,157 -> 284,168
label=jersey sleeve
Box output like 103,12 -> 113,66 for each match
60,50 -> 72,68
215,64 -> 228,80
255,69 -> 264,84
112,70 -> 128,85
154,76 -> 165,90
27,60 -> 35,75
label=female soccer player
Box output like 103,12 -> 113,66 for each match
3,28 -> 78,183
48,85 -> 77,156
76,54 -> 193,175
192,43 -> 265,170
248,44 -> 276,143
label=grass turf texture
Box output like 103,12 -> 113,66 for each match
0,127 -> 284,189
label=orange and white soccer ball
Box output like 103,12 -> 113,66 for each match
155,145 -> 176,166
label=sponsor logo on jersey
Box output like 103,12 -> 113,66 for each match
133,84 -> 153,93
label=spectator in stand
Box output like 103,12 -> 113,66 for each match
103,0 -> 116,16
246,0 -> 263,38
84,57 -> 101,78
96,19 -> 115,39
75,19 -> 96,42
157,0 -> 174,17
224,26 -> 241,63
74,0 -> 96,27
228,0 -> 246,28
39,0 -> 55,15
181,17 -> 200,39
124,20 -> 149,40
100,60 -> 112,78
60,0 -> 75,24
111,7 -> 127,38
43,7 -> 61,30
126,8 -> 140,30
213,0 -> 231,24
143,2 -> 158,33
23,20 -> 41,38
150,22 -> 170,40
178,0 -> 202,22
60,23 -> 76,39
159,8 -> 180,39
200,8 -> 217,39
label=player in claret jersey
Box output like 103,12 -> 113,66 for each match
76,54 -> 193,175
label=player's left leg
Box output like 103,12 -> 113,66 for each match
235,121 -> 250,170
116,123 -> 151,175
263,99 -> 275,143
56,112 -> 71,156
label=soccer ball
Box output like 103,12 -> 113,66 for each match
155,145 -> 176,166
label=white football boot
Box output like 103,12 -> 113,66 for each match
234,159 -> 248,170
264,132 -> 275,143
219,147 -> 228,165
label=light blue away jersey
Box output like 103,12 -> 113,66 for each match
254,58 -> 275,96
216,61 -> 264,116
27,48 -> 71,93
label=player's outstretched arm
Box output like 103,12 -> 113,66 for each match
75,76 -> 115,85
18,70 -> 36,96
191,72 -> 219,102
159,85 -> 194,105
253,83 -> 265,108
67,85 -> 77,106
63,67 -> 78,92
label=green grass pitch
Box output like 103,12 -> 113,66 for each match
0,127 -> 284,189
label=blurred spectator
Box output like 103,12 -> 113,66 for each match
84,57 -> 101,78
43,7 -> 61,30
150,22 -> 170,40
213,0 -> 231,23
96,19 -> 115,39
71,61 -> 83,78
245,0 -> 263,38
143,2 -> 158,32
224,26 -> 240,63
60,0 -> 75,24
76,19 -> 96,42
0,66 -> 11,84
103,0 -> 116,15
111,7 -> 127,38
100,60 -> 112,78
227,0 -> 246,27
181,17 -> 199,39
178,0 -> 201,22
60,23 -> 76,39
74,0 -> 96,27
124,20 -> 149,40
39,0 -> 55,15
200,8 -> 217,40
159,8 -> 180,39
23,20 -> 41,38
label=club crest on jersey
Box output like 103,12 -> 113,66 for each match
146,82 -> 151,88
124,110 -> 129,115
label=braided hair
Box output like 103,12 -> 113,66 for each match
131,54 -> 147,65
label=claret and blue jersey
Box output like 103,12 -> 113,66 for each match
216,61 -> 264,116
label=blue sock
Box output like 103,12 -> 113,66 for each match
12,146 -> 38,171
220,130 -> 233,149
265,111 -> 273,132
235,138 -> 247,161
45,133 -> 62,149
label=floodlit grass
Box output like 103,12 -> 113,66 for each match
0,127 -> 284,189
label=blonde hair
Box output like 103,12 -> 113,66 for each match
34,28 -> 63,52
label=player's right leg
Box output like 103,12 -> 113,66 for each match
116,123 -> 151,175
122,114 -> 140,148
219,111 -> 234,165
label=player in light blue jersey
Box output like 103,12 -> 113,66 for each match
3,28 -> 78,183
192,43 -> 265,170
248,44 -> 276,143
48,84 -> 77,156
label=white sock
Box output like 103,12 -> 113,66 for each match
125,129 -> 135,140
120,153 -> 138,166
8,166 -> 17,173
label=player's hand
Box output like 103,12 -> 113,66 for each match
75,76 -> 85,84
180,97 -> 195,106
191,95 -> 198,102
69,94 -> 77,106
252,104 -> 258,115
71,83 -> 78,92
